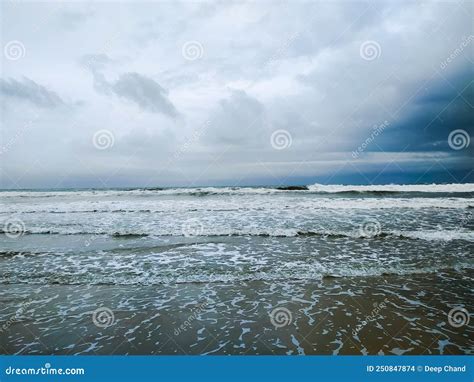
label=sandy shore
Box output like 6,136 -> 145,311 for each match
1,270 -> 472,355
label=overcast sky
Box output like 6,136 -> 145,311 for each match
1,0 -> 472,189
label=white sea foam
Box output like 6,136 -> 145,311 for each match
307,183 -> 474,193
1,261 -> 472,285
1,183 -> 473,198
393,230 -> 474,242
3,227 -> 473,242
0,196 -> 472,214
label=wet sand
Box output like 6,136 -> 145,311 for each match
1,270 -> 472,355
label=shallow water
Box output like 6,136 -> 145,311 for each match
0,184 -> 473,354
1,273 -> 472,355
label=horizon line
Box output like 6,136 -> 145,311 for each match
1,181 -> 474,192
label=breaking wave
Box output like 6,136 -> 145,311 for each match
2,228 -> 473,242
1,264 -> 472,286
1,183 -> 473,198
306,183 -> 474,194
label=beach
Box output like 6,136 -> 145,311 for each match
0,184 -> 473,355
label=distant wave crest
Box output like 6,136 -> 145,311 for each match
306,183 -> 474,194
1,183 -> 473,198
2,228 -> 473,242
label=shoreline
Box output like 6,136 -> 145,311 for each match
1,271 -> 472,355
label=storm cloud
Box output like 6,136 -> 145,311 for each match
110,72 -> 179,117
0,77 -> 65,108
81,55 -> 178,117
0,0 -> 472,189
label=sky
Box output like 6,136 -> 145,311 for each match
0,0 -> 473,189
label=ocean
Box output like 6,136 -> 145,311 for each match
0,183 -> 473,355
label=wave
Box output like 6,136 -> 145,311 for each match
275,186 -> 309,191
1,183 -> 473,198
110,232 -> 149,238
1,197 -> 472,215
0,250 -> 41,258
307,183 -> 474,194
2,228 -> 473,242
1,264 -> 471,286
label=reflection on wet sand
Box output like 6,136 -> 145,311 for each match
1,271 -> 472,355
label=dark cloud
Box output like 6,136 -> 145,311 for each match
81,55 -> 178,118
111,72 -> 179,117
0,77 -> 65,108
79,54 -> 116,95
375,65 -> 473,155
